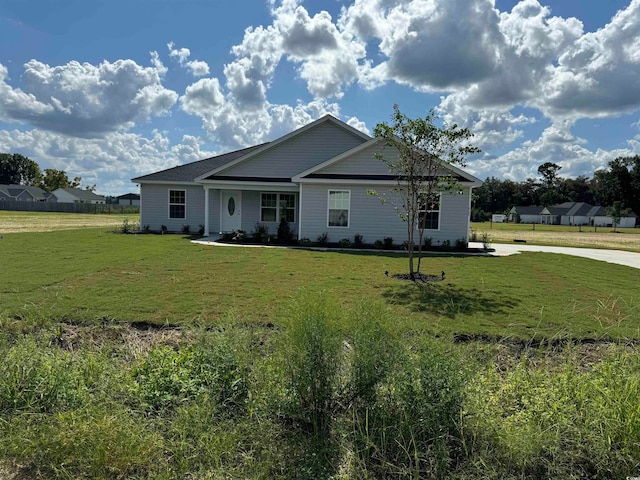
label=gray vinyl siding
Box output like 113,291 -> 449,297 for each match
220,122 -> 366,178
317,143 -> 398,175
239,190 -> 299,236
140,184 -> 205,233
300,184 -> 472,245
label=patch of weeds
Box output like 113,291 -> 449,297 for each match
130,339 -> 247,414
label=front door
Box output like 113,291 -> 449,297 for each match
221,190 -> 242,232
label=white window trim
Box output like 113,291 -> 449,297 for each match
168,189 -> 186,219
418,192 -> 441,231
327,189 -> 351,228
260,192 -> 296,223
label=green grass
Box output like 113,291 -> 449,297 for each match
1,227 -> 639,339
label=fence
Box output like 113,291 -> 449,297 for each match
0,200 -> 139,214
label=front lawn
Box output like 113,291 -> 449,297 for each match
2,228 -> 638,340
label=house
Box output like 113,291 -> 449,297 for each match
117,193 -> 140,206
0,184 -> 50,202
132,115 -> 482,244
51,188 -> 106,204
508,202 -> 637,227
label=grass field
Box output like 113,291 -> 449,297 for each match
472,221 -> 640,252
0,211 -> 139,233
1,214 -> 640,479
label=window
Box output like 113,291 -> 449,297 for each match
169,190 -> 186,219
328,190 -> 350,227
418,193 -> 440,230
261,193 -> 296,223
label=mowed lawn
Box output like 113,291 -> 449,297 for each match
2,225 -> 639,339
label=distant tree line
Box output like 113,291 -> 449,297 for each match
0,153 -> 96,192
472,156 -> 640,221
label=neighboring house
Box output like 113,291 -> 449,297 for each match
508,202 -> 637,227
117,193 -> 140,206
132,115 -> 482,244
51,188 -> 106,204
0,184 -> 50,201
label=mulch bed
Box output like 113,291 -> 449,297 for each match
392,272 -> 444,282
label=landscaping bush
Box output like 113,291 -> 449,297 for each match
316,232 -> 329,246
277,218 -> 294,244
455,237 -> 468,250
338,238 -> 352,248
353,234 -> 364,248
182,224 -> 191,234
297,237 -> 313,247
253,223 -> 270,244
383,237 -> 394,249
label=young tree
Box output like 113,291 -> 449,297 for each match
371,105 -> 479,278
0,153 -> 42,185
607,201 -> 631,232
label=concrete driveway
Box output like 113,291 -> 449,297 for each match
470,242 -> 640,270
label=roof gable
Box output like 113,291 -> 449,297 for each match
196,115 -> 371,181
293,137 -> 483,185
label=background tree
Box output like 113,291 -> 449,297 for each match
607,201 -> 632,232
593,156 -> 640,218
0,153 -> 42,185
372,105 -> 479,278
40,169 -> 82,192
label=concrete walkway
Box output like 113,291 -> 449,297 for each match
470,242 -> 640,270
193,237 -> 640,271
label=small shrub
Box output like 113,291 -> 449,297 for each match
277,218 -> 294,243
423,236 -> 433,249
160,225 -> 167,234
298,237 -> 313,247
374,239 -> 384,249
440,239 -> 451,251
383,237 -> 393,249
353,233 -> 364,248
120,218 -> 131,234
182,225 -> 191,234
316,232 -> 329,246
142,224 -> 151,234
253,223 -> 270,244
338,238 -> 352,248
198,224 -> 205,236
455,237 -> 468,250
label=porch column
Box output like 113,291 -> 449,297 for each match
204,186 -> 210,236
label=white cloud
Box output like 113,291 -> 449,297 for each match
537,0 -> 640,119
168,42 -> 211,77
0,58 -> 177,138
0,127 -> 215,194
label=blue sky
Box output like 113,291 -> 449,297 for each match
0,0 -> 639,195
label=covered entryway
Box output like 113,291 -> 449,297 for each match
221,190 -> 242,232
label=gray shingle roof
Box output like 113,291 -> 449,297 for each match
0,184 -> 49,200
131,144 -> 268,183
57,188 -> 105,201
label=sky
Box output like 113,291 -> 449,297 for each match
0,0 -> 639,196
